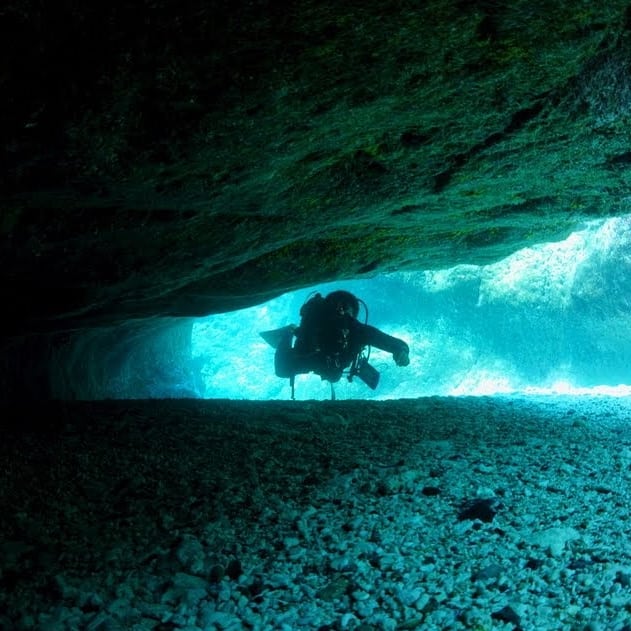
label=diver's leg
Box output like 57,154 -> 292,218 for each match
274,329 -> 297,377
274,330 -> 317,378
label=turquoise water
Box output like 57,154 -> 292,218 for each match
192,216 -> 631,400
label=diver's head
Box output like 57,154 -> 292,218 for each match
325,290 -> 360,319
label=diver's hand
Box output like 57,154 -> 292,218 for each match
393,348 -> 410,367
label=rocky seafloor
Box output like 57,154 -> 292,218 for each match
1,396 -> 631,631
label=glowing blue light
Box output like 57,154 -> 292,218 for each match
192,217 -> 631,400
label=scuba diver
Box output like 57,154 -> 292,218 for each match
261,290 -> 410,399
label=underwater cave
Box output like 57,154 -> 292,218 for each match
3,0 -> 631,628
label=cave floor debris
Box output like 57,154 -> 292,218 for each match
1,396 -> 631,630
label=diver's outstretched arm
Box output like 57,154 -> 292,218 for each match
359,323 -> 410,366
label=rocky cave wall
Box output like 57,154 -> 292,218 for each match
3,1 -> 631,400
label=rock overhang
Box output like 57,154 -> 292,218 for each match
2,0 -> 631,338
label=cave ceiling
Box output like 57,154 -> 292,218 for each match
3,0 -> 631,336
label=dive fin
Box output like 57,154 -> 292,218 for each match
259,325 -> 295,349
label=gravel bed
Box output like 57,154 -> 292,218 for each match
1,396 -> 631,631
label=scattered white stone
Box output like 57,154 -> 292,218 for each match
355,597 -> 378,618
528,527 -> 581,557
396,584 -> 424,607
175,534 -> 206,574
199,610 -> 242,630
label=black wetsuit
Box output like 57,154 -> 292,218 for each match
275,311 -> 409,383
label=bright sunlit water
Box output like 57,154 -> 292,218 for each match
191,216 -> 631,400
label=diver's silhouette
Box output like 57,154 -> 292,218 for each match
261,290 -> 409,399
